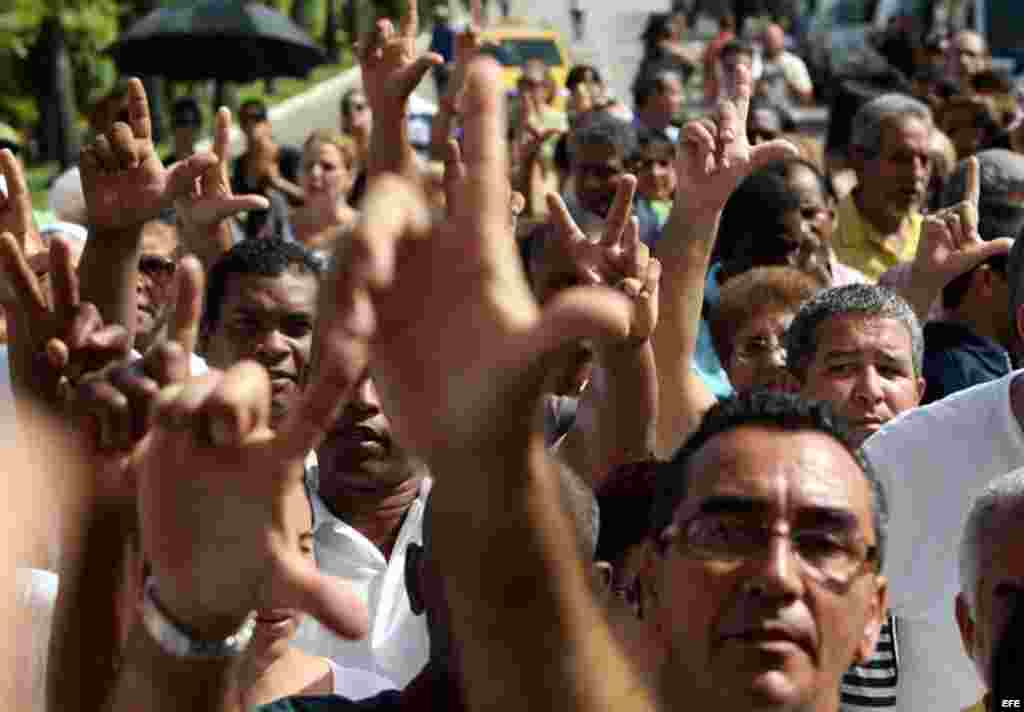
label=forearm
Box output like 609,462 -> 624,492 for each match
430,101 -> 458,161
651,206 -> 720,458
48,498 -> 138,712
431,439 -> 656,712
559,343 -> 657,487
368,109 -> 420,183
180,220 -> 236,275
106,625 -> 239,712
78,227 -> 144,340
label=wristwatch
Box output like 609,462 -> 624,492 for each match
140,577 -> 255,659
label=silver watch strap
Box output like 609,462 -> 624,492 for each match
140,577 -> 255,659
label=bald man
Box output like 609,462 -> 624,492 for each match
758,23 -> 813,106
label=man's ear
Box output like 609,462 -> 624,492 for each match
955,592 -> 977,661
405,542 -> 425,616
854,575 -> 889,664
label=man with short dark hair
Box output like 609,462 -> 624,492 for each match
164,97 -> 202,165
567,116 -> 660,246
202,236 -> 322,427
785,283 -> 925,447
646,391 -> 888,712
232,99 -> 305,238
632,68 -> 683,142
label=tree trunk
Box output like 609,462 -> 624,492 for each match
325,0 -> 340,62
291,0 -> 315,34
33,16 -> 79,168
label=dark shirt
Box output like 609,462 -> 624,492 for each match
922,320 -> 1011,405
261,691 -> 401,712
232,143 -> 304,238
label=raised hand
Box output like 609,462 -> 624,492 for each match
675,64 -> 796,220
0,149 -> 42,255
914,156 -> 1012,286
325,57 -> 634,460
359,0 -> 442,118
0,233 -> 131,410
135,356 -> 369,642
515,90 -> 562,168
175,108 -> 269,259
71,256 -> 203,459
544,177 -> 660,344
79,79 -> 216,233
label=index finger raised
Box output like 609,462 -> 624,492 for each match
0,149 -> 29,206
0,231 -> 47,318
471,0 -> 484,29
401,0 -> 418,38
456,57 -> 510,249
601,174 -> 637,247
126,78 -> 152,143
213,108 -> 232,164
722,63 -> 753,139
965,155 -> 981,208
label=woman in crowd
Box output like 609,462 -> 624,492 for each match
288,129 -> 361,261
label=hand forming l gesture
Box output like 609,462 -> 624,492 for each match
79,79 -> 217,232
913,155 -> 1013,291
359,0 -> 442,118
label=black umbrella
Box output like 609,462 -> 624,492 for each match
107,0 -> 327,82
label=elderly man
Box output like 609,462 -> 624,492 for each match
956,468 -> 1024,712
833,94 -> 933,282
757,23 -> 813,106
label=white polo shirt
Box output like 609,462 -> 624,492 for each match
292,478 -> 432,688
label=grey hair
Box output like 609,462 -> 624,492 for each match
850,93 -> 933,159
958,468 -> 1024,616
785,283 -> 924,380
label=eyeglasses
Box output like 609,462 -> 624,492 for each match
661,510 -> 879,587
139,255 -> 177,283
733,336 -> 786,365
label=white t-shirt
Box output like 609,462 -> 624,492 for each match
862,370 -> 1024,712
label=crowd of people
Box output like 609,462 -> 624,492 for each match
4,2 -> 1024,712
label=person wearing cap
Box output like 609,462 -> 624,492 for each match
920,150 -> 1024,404
164,97 -> 202,166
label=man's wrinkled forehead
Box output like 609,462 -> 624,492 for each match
686,426 -> 866,505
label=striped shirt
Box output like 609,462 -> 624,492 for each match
841,615 -> 899,710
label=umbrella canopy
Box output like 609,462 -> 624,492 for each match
107,0 -> 327,82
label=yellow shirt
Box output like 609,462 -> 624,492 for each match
833,192 -> 922,283
962,694 -> 988,712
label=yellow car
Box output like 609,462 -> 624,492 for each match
481,21 -> 572,109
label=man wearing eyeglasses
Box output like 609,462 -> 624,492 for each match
133,216 -> 180,355
645,392 -> 889,712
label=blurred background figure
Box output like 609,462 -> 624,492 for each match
164,96 -> 201,165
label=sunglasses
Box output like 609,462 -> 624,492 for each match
139,255 -> 177,282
